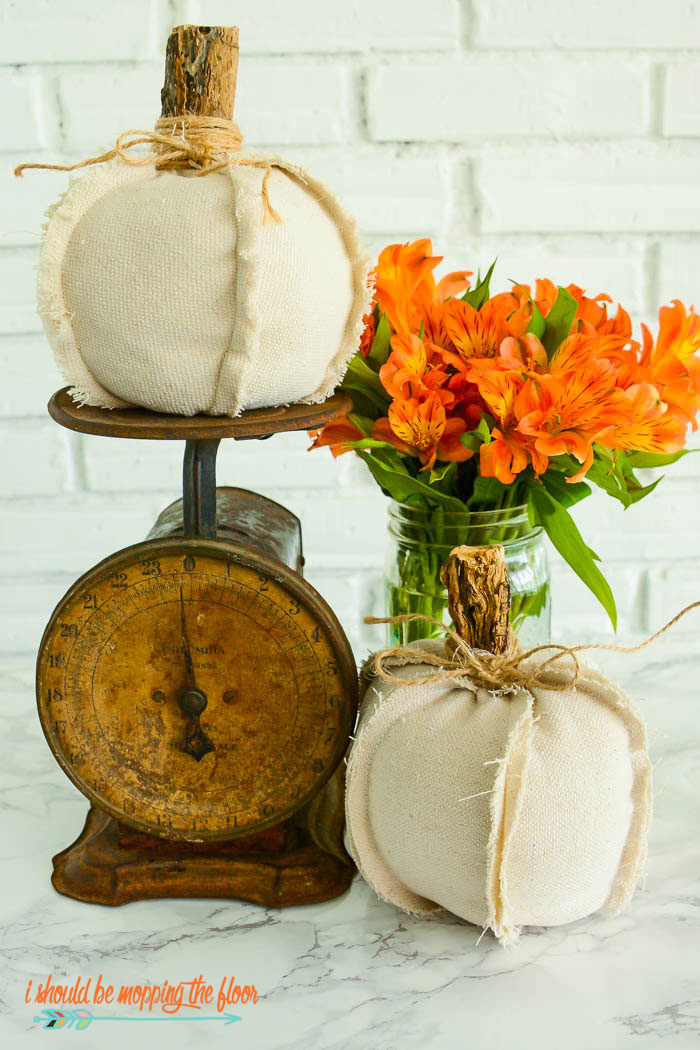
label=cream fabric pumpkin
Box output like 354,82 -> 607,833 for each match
38,152 -> 370,416
345,640 -> 652,945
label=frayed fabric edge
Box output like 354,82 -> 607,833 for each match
37,159 -> 154,410
514,656 -> 653,918
344,677 -> 452,918
243,150 -> 373,405
483,689 -> 535,946
37,151 -> 371,418
208,167 -> 263,416
594,677 -> 653,916
208,152 -> 372,416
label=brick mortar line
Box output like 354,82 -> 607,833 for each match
6,49 -> 700,70
7,140 -> 700,160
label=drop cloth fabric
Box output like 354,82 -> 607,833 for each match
38,152 -> 371,416
345,640 -> 652,944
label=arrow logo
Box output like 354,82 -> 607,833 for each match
33,1007 -> 242,1029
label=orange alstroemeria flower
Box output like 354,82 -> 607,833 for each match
602,382 -> 687,454
498,333 -> 549,373
460,334 -> 548,426
445,371 -> 490,428
514,366 -> 618,481
480,428 -> 547,485
359,309 -> 376,357
420,269 -> 474,346
380,333 -> 452,404
443,293 -> 531,362
386,394 -> 446,470
535,278 -> 559,316
655,299 -> 700,362
512,278 -> 558,318
638,301 -> 700,427
548,332 -> 629,376
308,417 -> 363,458
374,392 -> 473,470
514,279 -> 633,339
374,239 -> 472,337
464,354 -> 530,426
573,290 -> 633,340
373,239 -> 437,334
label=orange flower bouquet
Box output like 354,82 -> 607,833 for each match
310,239 -> 700,643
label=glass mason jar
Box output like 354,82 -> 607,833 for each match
385,501 -> 551,648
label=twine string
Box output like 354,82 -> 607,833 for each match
364,599 -> 700,694
13,115 -> 282,225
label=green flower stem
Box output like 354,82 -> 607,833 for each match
386,489 -> 550,647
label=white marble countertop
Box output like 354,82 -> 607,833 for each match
1,648 -> 698,1050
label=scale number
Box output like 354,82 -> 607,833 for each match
140,560 -> 161,577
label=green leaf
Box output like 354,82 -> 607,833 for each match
624,449 -> 695,469
585,451 -> 660,508
526,302 -> 546,339
474,415 -> 493,442
428,460 -> 459,494
460,432 -> 483,452
355,449 -> 465,511
540,469 -> 591,510
460,414 -> 493,452
347,412 -> 374,437
466,474 -> 511,508
343,354 -> 390,400
508,282 -> 547,340
541,287 -> 578,359
366,313 -> 392,369
625,476 -> 662,504
527,481 -> 617,629
341,382 -> 389,415
462,260 -> 497,310
460,431 -> 482,452
344,438 -> 397,452
510,581 -> 549,630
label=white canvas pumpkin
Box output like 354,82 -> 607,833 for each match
346,640 -> 652,945
38,152 -> 371,416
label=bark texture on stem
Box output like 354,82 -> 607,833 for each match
440,545 -> 511,655
160,24 -> 239,119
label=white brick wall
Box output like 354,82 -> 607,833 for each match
2,0 -> 700,664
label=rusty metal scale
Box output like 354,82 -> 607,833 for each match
36,388 -> 358,907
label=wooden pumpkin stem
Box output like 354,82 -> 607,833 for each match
440,545 -> 511,655
161,24 -> 240,120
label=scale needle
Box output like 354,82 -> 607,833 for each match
179,585 -> 196,686
177,585 -> 214,761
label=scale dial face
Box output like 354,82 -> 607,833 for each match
37,539 -> 356,841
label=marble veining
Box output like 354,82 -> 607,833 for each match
1,651 -> 698,1049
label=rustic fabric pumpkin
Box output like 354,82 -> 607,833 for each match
37,153 -> 370,416
345,638 -> 652,945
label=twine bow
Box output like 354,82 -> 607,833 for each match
14,115 -> 283,225
365,600 -> 700,694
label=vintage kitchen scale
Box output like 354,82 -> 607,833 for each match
33,24 -> 361,908
37,390 -> 358,907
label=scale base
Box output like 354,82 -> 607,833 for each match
52,806 -> 355,908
